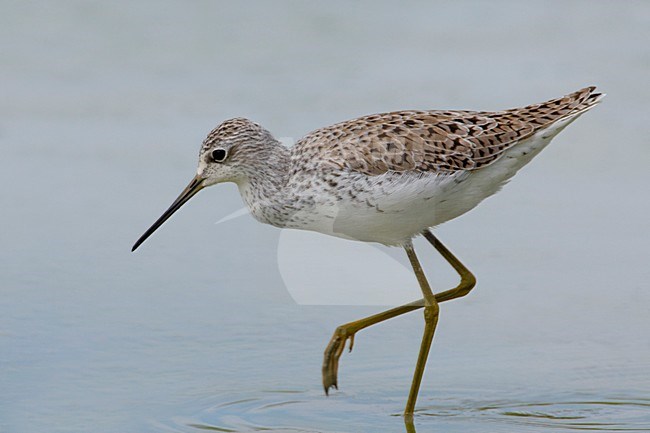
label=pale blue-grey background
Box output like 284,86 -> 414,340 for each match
1,1 -> 649,432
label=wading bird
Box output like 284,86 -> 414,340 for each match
132,87 -> 603,420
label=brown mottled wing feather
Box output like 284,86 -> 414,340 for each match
293,87 -> 601,175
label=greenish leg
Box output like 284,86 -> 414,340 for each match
321,230 -> 476,418
421,229 -> 476,303
404,420 -> 417,433
322,297 -> 425,393
402,241 -> 439,421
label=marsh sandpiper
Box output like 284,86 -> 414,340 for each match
132,86 -> 603,421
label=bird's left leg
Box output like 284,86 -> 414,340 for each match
403,241 -> 439,420
322,243 -> 440,417
322,234 -> 475,397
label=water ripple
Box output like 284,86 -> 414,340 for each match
172,392 -> 650,433
414,398 -> 650,431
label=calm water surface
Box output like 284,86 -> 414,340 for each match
2,2 -> 649,432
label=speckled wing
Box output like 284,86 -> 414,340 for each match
292,87 -> 602,175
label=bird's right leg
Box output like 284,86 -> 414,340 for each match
421,230 -> 476,303
322,298 -> 425,393
322,232 -> 476,395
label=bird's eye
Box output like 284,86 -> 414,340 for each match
211,148 -> 228,162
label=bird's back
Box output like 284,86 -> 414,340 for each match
278,87 -> 603,245
291,87 -> 603,177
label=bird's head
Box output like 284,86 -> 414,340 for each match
198,117 -> 277,186
132,118 -> 277,252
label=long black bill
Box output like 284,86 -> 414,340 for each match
131,175 -> 205,252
